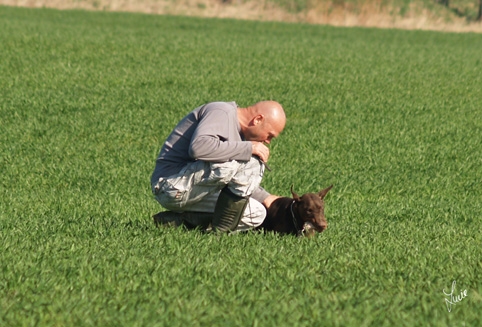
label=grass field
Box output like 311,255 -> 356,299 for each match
1,5 -> 481,326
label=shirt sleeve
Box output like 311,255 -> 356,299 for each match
251,186 -> 271,204
188,108 -> 252,162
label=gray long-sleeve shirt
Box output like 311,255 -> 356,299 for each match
151,101 -> 270,202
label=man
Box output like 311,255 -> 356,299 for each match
150,100 -> 285,232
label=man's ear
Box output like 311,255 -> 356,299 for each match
252,114 -> 264,126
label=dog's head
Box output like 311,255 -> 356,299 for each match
291,185 -> 333,233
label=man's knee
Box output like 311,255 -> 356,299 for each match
225,157 -> 265,198
236,198 -> 266,231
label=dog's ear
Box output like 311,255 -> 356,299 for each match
318,185 -> 333,199
290,184 -> 300,201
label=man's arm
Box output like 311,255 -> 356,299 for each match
252,187 -> 279,209
188,108 -> 252,162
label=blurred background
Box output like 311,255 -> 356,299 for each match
1,0 -> 482,32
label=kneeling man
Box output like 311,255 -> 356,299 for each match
150,100 -> 285,232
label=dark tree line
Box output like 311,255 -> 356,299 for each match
438,0 -> 482,21
478,0 -> 482,21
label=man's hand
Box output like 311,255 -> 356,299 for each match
251,141 -> 270,163
262,194 -> 280,209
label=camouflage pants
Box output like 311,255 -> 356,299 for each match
152,157 -> 266,231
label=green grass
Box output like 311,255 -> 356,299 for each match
1,5 -> 481,326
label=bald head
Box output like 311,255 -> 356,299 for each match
238,100 -> 286,143
251,101 -> 286,129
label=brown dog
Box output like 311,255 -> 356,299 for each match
259,185 -> 333,236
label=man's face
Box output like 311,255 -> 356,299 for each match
244,117 -> 283,144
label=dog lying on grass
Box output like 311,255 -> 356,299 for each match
153,185 -> 332,237
259,185 -> 333,237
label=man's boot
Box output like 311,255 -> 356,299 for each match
152,211 -> 184,227
152,211 -> 212,230
212,186 -> 249,233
